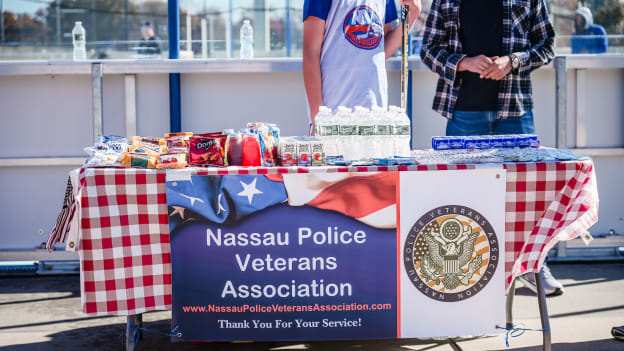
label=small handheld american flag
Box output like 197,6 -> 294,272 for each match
47,176 -> 76,251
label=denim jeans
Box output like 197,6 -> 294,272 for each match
446,110 -> 536,136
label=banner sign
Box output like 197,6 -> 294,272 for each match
166,168 -> 506,341
398,169 -> 507,337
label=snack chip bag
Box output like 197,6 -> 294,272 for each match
188,135 -> 225,166
86,135 -> 129,155
84,151 -> 122,168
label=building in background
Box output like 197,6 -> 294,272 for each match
0,0 -> 622,60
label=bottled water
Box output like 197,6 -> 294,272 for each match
385,107 -> 399,157
240,20 -> 254,59
314,106 -> 332,137
352,106 -> 371,160
370,106 -> 384,158
371,106 -> 392,158
391,106 -> 412,156
336,106 -> 356,160
315,106 -> 339,157
72,21 -> 87,61
381,109 -> 395,158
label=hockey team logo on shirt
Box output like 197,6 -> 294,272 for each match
403,205 -> 499,302
343,6 -> 383,50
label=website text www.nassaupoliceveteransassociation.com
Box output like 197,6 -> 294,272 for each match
182,302 -> 393,313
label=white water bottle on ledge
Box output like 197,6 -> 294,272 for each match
72,21 -> 87,61
240,20 -> 254,59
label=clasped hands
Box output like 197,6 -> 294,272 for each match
458,55 -> 512,80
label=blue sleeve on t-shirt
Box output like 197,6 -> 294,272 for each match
385,0 -> 399,23
303,0 -> 332,21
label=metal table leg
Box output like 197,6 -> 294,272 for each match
535,271 -> 552,351
137,314 -> 143,340
126,314 -> 143,351
506,278 -> 517,329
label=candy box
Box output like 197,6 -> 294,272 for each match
131,136 -> 167,155
373,158 -> 396,166
164,132 -> 193,151
394,156 -> 417,165
516,135 -> 531,148
326,156 -> 348,166
489,137 -> 505,149
463,136 -> 478,150
448,137 -> 464,149
502,135 -> 518,148
432,136 -> 454,150
120,152 -> 158,168
527,134 -> 541,148
158,153 -> 188,169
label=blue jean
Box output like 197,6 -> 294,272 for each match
446,110 -> 536,136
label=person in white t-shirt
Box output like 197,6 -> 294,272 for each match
303,0 -> 421,133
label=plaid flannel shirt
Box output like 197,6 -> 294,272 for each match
420,0 -> 555,119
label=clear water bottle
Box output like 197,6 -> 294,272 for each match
392,106 -> 412,156
354,106 -> 373,160
385,107 -> 399,157
315,106 -> 338,157
371,106 -> 392,158
72,21 -> 87,61
240,20 -> 254,59
336,106 -> 355,160
325,109 -> 340,157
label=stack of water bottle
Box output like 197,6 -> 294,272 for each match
315,105 -> 412,165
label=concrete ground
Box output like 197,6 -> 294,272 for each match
0,262 -> 622,351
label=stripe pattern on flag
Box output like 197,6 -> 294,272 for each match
47,176 -> 76,251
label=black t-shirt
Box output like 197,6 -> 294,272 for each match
454,0 -> 503,111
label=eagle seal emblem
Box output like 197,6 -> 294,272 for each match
403,205 -> 499,301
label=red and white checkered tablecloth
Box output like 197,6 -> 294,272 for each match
79,168 -> 171,316
504,161 -> 598,285
75,161 -> 598,316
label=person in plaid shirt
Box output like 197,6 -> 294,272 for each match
419,0 -> 555,136
420,0 -> 563,296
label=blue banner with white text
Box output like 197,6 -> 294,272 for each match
167,172 -> 399,341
